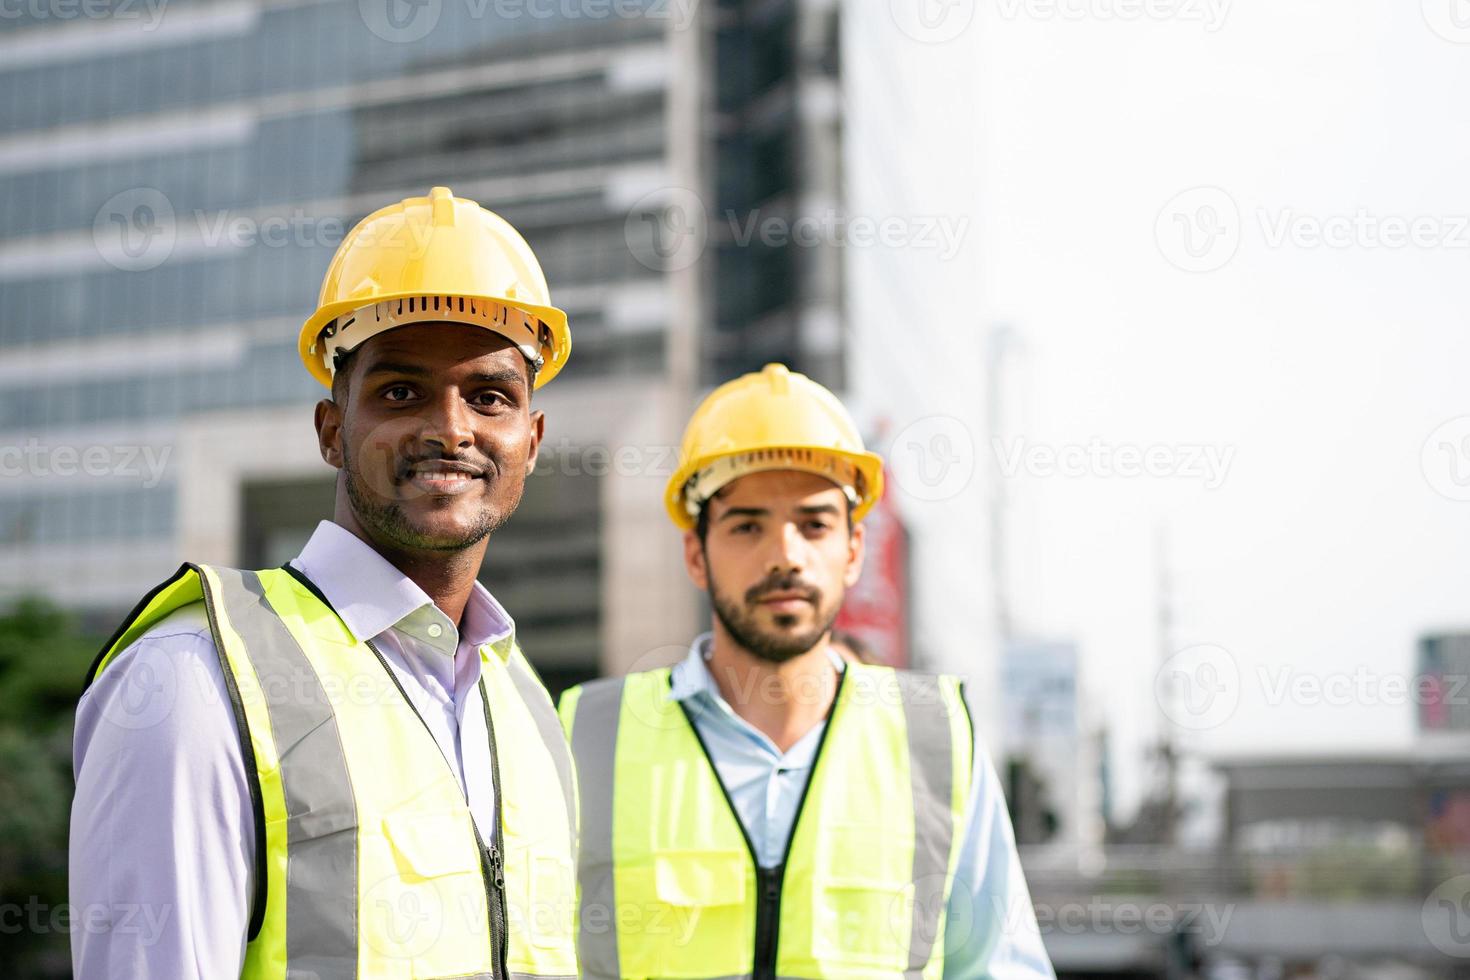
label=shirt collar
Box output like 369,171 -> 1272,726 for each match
668,632 -> 846,704
288,520 -> 515,656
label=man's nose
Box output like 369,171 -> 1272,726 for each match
420,390 -> 474,453
764,521 -> 808,575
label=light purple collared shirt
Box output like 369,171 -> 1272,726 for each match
69,521 -> 516,979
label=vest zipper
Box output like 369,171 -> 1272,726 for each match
479,679 -> 512,980
753,865 -> 784,980
675,666 -> 848,979
364,642 -> 510,979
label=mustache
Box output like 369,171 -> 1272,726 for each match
394,452 -> 495,481
744,571 -> 822,606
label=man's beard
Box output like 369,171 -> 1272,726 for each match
342,443 -> 512,553
709,567 -> 841,664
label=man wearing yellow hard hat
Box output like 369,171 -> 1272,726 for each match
71,188 -> 579,979
559,365 -> 1054,979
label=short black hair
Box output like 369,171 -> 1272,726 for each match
330,347 -> 358,404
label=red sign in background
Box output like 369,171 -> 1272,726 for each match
834,469 -> 909,667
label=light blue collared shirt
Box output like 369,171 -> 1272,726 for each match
70,521 -> 519,979
671,634 -> 1056,980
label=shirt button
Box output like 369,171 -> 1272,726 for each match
427,624 -> 444,638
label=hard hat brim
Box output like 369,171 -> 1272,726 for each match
298,290 -> 570,390
664,446 -> 885,531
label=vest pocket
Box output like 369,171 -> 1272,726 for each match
381,814 -> 477,880
641,851 -> 750,978
652,850 -> 748,907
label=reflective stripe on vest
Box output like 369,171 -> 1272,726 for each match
88,563 -> 579,980
559,662 -> 973,980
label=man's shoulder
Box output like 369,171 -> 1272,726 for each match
80,601 -> 224,718
99,600 -> 216,669
74,599 -> 243,769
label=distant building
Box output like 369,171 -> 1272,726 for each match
1000,639 -> 1107,848
1419,632 -> 1470,735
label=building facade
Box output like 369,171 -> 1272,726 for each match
0,0 -> 881,691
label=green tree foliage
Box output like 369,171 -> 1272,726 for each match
0,599 -> 99,977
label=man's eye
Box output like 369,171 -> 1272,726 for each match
804,521 -> 831,534
472,390 -> 509,407
731,522 -> 760,535
383,386 -> 415,402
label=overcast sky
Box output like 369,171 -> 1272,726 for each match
851,0 -> 1470,816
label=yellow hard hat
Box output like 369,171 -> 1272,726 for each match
665,363 -> 885,530
298,186 -> 570,389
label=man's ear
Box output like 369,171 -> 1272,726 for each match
843,521 -> 866,589
682,529 -> 710,591
525,410 -> 546,474
315,399 -> 344,470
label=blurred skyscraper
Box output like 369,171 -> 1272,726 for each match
0,0 -> 873,689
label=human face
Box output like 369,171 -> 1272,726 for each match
684,469 -> 865,663
314,322 -> 544,555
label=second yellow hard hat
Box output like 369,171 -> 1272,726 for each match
665,364 -> 885,530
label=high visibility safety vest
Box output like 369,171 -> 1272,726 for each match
559,662 -> 974,980
86,563 -> 580,980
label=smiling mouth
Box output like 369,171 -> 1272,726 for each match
403,462 -> 486,495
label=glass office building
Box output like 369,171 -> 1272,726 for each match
0,0 -> 848,686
